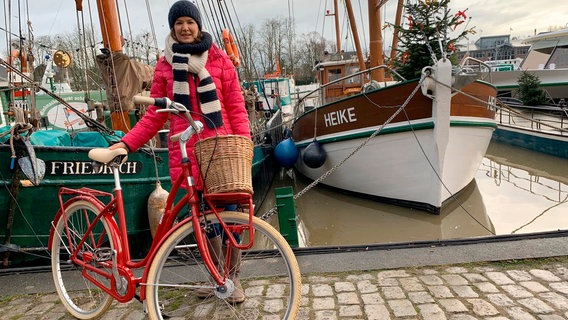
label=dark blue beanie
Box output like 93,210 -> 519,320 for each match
168,1 -> 202,30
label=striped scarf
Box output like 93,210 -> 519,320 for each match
165,32 -> 223,128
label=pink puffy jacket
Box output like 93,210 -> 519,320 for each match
121,43 -> 251,187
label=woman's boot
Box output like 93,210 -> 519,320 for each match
225,247 -> 245,303
195,236 -> 223,298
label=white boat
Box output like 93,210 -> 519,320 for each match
243,74 -> 296,120
490,28 -> 568,102
290,0 -> 497,213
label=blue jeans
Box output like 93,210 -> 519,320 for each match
206,204 -> 241,243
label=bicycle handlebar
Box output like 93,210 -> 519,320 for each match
132,95 -> 167,108
132,96 -> 204,142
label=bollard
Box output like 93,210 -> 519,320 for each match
275,186 -> 299,248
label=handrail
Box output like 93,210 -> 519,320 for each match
458,57 -> 492,82
294,64 -> 405,111
495,99 -> 568,135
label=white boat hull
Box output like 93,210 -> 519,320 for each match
295,121 -> 495,212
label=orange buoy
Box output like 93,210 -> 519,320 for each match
222,29 -> 240,67
6,49 -> 28,73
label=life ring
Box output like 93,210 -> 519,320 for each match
6,49 -> 28,73
222,29 -> 240,67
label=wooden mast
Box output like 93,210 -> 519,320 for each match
390,0 -> 404,63
344,0 -> 365,72
95,0 -> 123,52
368,0 -> 385,81
332,0 -> 341,53
94,0 -> 131,132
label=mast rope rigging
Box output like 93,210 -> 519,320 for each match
122,0 -> 135,58
144,0 -> 158,55
113,0 -> 125,45
198,0 -> 223,45
75,1 -> 91,98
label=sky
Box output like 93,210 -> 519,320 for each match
2,0 -> 567,55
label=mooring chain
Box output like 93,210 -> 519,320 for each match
260,77 -> 427,221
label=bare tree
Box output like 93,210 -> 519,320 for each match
257,18 -> 288,76
128,32 -> 160,65
293,31 -> 326,84
236,24 -> 258,83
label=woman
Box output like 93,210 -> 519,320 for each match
109,0 -> 250,303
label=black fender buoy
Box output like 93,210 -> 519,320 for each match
303,139 -> 327,168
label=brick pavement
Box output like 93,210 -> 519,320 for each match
2,257 -> 568,319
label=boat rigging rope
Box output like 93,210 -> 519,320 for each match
144,0 -> 159,52
86,0 -> 99,68
122,0 -> 134,57
75,3 -> 91,98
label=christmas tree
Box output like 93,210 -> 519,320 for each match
517,72 -> 547,106
389,0 -> 474,80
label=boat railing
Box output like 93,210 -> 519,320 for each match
458,57 -> 492,82
292,64 -> 404,118
495,99 -> 568,136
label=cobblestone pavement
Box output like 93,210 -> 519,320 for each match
2,257 -> 568,319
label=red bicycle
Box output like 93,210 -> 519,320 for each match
49,96 -> 301,319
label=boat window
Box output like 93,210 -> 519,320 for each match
345,66 -> 360,84
327,68 -> 342,82
547,47 -> 568,69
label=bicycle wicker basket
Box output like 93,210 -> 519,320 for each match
194,135 -> 254,194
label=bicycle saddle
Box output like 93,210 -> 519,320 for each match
88,148 -> 128,164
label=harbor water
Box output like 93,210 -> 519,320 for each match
257,140 -> 568,247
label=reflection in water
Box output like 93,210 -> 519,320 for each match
257,141 -> 568,247
476,142 -> 568,235
259,173 -> 495,247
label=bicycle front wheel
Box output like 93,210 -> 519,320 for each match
145,211 -> 302,320
51,199 -> 114,319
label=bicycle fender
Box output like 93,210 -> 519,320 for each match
48,196 -> 107,251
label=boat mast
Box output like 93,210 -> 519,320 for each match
333,0 -> 341,53
344,0 -> 365,71
368,0 -> 385,81
94,0 -> 132,133
389,0 -> 404,63
95,0 -> 123,52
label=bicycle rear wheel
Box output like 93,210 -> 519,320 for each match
51,200 -> 114,319
145,211 -> 301,320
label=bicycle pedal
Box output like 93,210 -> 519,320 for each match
93,248 -> 113,262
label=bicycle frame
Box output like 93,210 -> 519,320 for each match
49,107 -> 256,304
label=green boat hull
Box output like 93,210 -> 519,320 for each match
0,142 -> 170,267
0,143 -> 279,267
